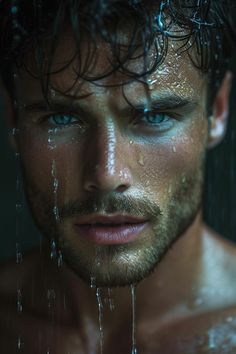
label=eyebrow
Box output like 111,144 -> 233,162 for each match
21,100 -> 83,113
22,93 -> 199,115
131,93 -> 199,112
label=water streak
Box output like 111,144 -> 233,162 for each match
15,152 -> 23,264
17,336 -> 23,350
50,239 -> 57,260
96,287 -> 104,354
131,285 -> 137,354
17,288 -> 23,313
57,249 -> 63,267
108,288 -> 115,312
51,160 -> 60,223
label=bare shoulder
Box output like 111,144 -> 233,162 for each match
194,225 -> 236,310
202,225 -> 236,280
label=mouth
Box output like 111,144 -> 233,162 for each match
74,214 -> 149,245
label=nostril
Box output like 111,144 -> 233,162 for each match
84,183 -> 98,192
116,184 -> 129,193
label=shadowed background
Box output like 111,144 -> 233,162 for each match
0,59 -> 236,262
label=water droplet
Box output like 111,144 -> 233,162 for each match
11,6 -> 18,15
17,336 -> 24,350
138,155 -> 144,166
16,243 -> 23,264
130,140 -> 133,145
17,288 -> 23,312
51,161 -> 60,223
90,277 -> 96,289
50,89 -> 56,97
226,316 -> 234,323
50,239 -> 57,260
172,146 -> 176,153
108,288 -> 115,312
47,289 -> 56,309
208,329 -> 216,349
57,250 -> 63,267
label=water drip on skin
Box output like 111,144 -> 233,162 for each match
17,336 -> 24,350
48,128 -> 59,150
131,284 -> 138,354
207,329 -> 217,350
50,239 -> 57,260
96,287 -> 104,354
57,249 -> 63,267
138,154 -> 144,166
90,277 -> 96,289
107,288 -> 115,312
51,160 -> 60,223
17,288 -> 23,313
47,288 -> 56,311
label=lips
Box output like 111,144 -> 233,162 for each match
74,214 -> 148,245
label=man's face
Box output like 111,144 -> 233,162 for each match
14,33 -> 208,286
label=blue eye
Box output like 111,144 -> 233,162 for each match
48,114 -> 78,126
141,112 -> 169,125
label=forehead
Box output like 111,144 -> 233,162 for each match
15,31 -> 205,105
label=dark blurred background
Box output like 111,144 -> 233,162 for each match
0,59 -> 236,262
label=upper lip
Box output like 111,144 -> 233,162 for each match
74,214 -> 148,225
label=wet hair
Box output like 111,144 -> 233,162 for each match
0,0 -> 235,110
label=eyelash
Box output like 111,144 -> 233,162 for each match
46,113 -> 81,128
43,110 -> 178,131
135,112 -> 170,125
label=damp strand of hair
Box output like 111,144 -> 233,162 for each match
96,287 -> 104,354
131,284 -> 138,354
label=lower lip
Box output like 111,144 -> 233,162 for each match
74,222 -> 147,245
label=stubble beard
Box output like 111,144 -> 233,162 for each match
22,158 -> 204,288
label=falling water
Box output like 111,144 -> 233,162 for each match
15,152 -> 23,264
131,285 -> 137,354
90,277 -> 96,289
96,287 -> 104,354
50,239 -> 57,260
57,249 -> 63,267
17,287 -> 23,313
51,160 -> 60,223
107,288 -> 115,312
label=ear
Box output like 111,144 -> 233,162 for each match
207,71 -> 233,149
0,78 -> 18,151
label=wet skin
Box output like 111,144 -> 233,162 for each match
1,33 -> 236,353
14,38 -> 207,286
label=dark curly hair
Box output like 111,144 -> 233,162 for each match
0,0 -> 235,111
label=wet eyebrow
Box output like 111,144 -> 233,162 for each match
21,100 -> 84,113
131,94 -> 199,112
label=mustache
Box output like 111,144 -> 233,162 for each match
58,193 -> 161,220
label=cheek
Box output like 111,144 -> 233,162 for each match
138,118 -> 208,200
18,130 -> 84,203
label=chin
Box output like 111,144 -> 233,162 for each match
61,242 -> 168,288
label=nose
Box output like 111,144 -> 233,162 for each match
82,121 -> 133,193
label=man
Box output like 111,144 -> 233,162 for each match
0,0 -> 236,353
